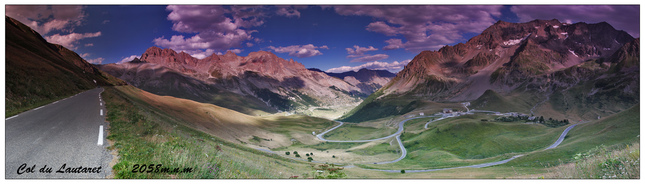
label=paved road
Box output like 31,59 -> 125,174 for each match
316,116 -> 437,164
546,124 -> 578,149
312,112 -> 579,172
5,88 -> 112,179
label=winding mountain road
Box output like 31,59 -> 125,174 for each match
5,88 -> 112,178
313,112 -> 580,172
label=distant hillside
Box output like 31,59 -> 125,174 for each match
5,16 -> 125,117
310,68 -> 396,95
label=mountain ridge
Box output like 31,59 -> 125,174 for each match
341,19 -> 638,122
99,46 -> 376,116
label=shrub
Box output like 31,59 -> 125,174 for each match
306,153 -> 310,157
401,170 -> 405,174
286,152 -> 290,155
307,157 -> 313,162
332,155 -> 336,158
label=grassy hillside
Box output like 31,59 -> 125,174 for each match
339,89 -> 464,122
469,89 -> 536,114
403,114 -> 564,159
112,85 -> 335,149
5,16 -> 125,117
507,104 -> 640,168
103,86 -> 334,178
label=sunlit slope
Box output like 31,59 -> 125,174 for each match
103,86 -> 319,178
113,85 -> 333,148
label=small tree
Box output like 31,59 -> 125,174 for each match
307,157 -> 313,162
294,151 -> 298,155
306,153 -> 310,157
286,151 -> 290,155
332,155 -> 336,158
310,152 -> 313,156
295,154 -> 301,158
401,170 -> 405,174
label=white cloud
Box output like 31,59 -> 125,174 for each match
84,43 -> 94,47
79,53 -> 91,58
117,55 -> 139,64
326,59 -> 411,73
246,42 -> 254,47
45,32 -> 102,49
268,44 -> 328,58
185,49 -> 215,59
86,57 -> 105,64
346,45 -> 378,57
350,54 -> 389,63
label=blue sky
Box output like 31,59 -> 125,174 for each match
5,5 -> 640,73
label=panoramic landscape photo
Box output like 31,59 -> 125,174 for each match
4,4 -> 640,179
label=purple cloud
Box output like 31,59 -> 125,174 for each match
326,59 -> 411,73
349,54 -> 389,63
383,39 -> 403,50
276,6 -> 302,18
511,5 -> 640,37
6,5 -> 101,51
153,5 -> 265,57
6,5 -> 86,35
268,44 -> 328,58
334,5 -> 504,52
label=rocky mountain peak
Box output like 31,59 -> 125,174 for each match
224,50 -> 238,57
384,19 -> 636,102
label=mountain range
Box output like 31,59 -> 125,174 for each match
98,47 -> 393,115
341,19 -> 639,122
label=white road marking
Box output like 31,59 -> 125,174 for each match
5,115 -> 19,121
97,125 -> 104,146
100,109 -> 103,116
100,102 -> 102,106
33,106 -> 44,111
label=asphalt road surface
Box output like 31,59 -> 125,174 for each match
5,88 -> 112,179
